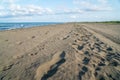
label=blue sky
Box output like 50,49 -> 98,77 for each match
0,0 -> 120,22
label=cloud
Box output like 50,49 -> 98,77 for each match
98,0 -> 107,4
70,15 -> 79,19
0,4 -> 53,18
0,6 -> 4,10
56,8 -> 83,15
1,0 -> 15,5
0,3 -> 84,18
84,5 -> 112,11
0,0 -> 113,18
73,0 -> 112,11
0,0 -> 54,18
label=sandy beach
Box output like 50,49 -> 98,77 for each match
0,23 -> 120,80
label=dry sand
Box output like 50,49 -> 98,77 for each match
0,23 -> 120,80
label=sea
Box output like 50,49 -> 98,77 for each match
0,22 -> 63,31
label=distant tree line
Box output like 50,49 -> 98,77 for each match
98,21 -> 120,23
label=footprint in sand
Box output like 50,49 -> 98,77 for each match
84,51 -> 90,56
62,35 -> 70,40
35,51 -> 66,80
106,47 -> 113,51
16,41 -> 23,45
5,39 -> 8,42
106,52 -> 120,61
82,57 -> 90,65
106,52 -> 120,67
31,36 -> 36,39
2,63 -> 14,71
28,52 -> 38,56
95,67 -> 101,71
98,62 -> 106,66
108,60 -> 119,66
77,45 -> 84,50
78,66 -> 88,80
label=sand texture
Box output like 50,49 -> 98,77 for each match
0,23 -> 120,80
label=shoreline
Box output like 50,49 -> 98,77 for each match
0,22 -> 64,31
1,22 -> 120,32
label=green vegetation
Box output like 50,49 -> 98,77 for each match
97,21 -> 120,24
76,21 -> 120,24
103,21 -> 120,23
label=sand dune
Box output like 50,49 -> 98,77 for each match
0,23 -> 120,80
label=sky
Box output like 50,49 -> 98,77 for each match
0,0 -> 120,22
